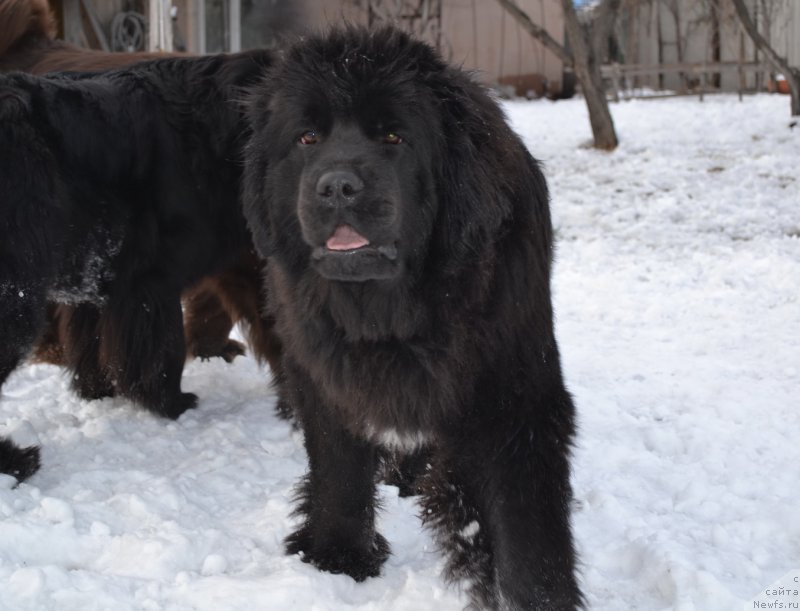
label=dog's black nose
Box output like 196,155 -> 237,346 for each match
316,170 -> 364,201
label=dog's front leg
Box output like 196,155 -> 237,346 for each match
99,286 -> 196,419
283,358 -> 389,581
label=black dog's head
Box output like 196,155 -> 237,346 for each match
245,27 -> 449,283
291,116 -> 423,283
244,26 -> 549,288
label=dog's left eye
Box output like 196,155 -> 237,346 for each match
299,131 -> 319,145
383,132 -> 403,145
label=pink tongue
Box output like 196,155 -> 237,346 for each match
326,224 -> 370,251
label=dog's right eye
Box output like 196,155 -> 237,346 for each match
299,131 -> 319,145
382,132 -> 403,145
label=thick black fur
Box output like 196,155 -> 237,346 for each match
0,438 -> 40,483
0,0 -> 284,376
244,27 -> 582,609
0,51 -> 272,476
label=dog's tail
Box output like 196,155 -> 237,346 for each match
0,0 -> 56,58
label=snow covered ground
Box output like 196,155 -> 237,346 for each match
1,93 -> 798,610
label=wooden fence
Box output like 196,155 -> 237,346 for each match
599,61 -> 774,101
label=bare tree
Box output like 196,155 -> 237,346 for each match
731,0 -> 800,115
493,0 -> 573,64
495,0 -> 620,150
707,0 -> 722,88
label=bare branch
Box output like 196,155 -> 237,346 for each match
589,0 -> 623,63
493,0 -> 574,67
730,0 -> 800,115
731,0 -> 791,77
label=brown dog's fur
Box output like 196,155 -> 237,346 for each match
0,0 -> 164,71
0,0 -> 279,372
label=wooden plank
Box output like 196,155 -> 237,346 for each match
229,0 -> 241,52
600,61 -> 770,79
80,0 -> 110,51
62,0 -> 84,46
147,0 -> 174,52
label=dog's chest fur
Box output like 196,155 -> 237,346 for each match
272,267 -> 475,446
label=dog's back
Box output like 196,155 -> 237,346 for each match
0,50 -> 272,420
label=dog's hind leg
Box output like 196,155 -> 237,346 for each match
0,284 -> 48,388
0,95 -> 58,388
30,303 -> 66,365
1,88 -> 64,481
0,285 -> 46,482
99,287 -> 197,420
182,282 -> 244,363
423,386 -> 582,611
60,304 -> 116,400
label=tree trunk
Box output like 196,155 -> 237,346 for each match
731,0 -> 800,116
561,0 -> 619,150
493,0 -> 619,150
710,0 -> 721,89
672,2 -> 687,92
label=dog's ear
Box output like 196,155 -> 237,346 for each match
242,146 -> 273,259
215,49 -> 274,118
244,70 -> 278,135
242,84 -> 275,259
0,84 -> 31,121
428,69 -> 552,276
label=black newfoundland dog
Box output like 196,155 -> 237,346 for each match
0,50 -> 271,479
244,27 -> 582,609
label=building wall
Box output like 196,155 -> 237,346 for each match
443,0 -> 563,94
780,0 -> 800,67
157,0 -> 566,94
52,0 -> 128,47
172,0 -> 202,53
623,0 -> 799,92
307,0 -> 566,95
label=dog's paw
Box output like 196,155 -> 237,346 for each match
219,339 -> 246,363
286,526 -> 390,582
190,339 -> 246,363
161,392 -> 199,419
72,375 -> 115,401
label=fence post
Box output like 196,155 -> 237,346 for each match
699,64 -> 705,102
148,0 -> 174,52
611,63 -> 620,102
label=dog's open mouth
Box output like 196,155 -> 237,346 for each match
311,224 -> 399,281
325,224 -> 371,252
314,224 -> 398,261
